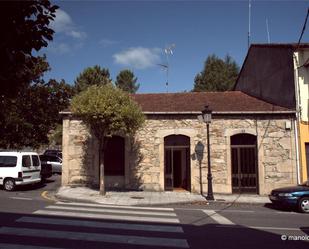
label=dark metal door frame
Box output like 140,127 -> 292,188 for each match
231,144 -> 258,194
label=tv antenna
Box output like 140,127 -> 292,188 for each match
157,43 -> 175,93
266,18 -> 270,43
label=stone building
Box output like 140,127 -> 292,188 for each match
234,43 -> 309,183
61,91 -> 297,195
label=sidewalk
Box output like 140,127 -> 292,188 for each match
55,186 -> 271,206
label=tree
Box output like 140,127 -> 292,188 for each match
115,69 -> 140,93
0,0 -> 58,98
193,54 -> 239,92
0,79 -> 74,149
71,84 -> 145,195
74,65 -> 112,93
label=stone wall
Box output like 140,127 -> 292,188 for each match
62,114 -> 297,195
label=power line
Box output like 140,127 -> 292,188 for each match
297,7 -> 309,48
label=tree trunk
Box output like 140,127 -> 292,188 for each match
99,137 -> 108,195
99,138 -> 105,195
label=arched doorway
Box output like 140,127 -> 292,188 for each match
231,133 -> 258,194
164,135 -> 190,191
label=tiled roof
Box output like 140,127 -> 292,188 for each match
250,43 -> 309,49
131,91 -> 294,113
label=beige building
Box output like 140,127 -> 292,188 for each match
61,91 -> 297,195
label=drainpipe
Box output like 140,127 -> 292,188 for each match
294,119 -> 301,184
293,52 -> 301,184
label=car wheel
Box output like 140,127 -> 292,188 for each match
298,197 -> 309,213
4,178 -> 15,191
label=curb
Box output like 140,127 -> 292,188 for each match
53,190 -> 270,206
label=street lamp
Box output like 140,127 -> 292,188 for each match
201,105 -> 214,201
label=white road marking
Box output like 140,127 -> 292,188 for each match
0,227 -> 189,248
33,209 -> 180,223
56,201 -> 174,211
216,224 -> 305,231
17,216 -> 184,233
203,210 -> 234,225
45,205 -> 177,217
0,244 -> 64,249
10,197 -> 32,201
176,207 -> 255,213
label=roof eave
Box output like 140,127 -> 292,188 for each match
60,110 -> 295,115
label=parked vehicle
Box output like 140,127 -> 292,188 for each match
0,151 -> 41,191
43,149 -> 62,158
269,181 -> 309,213
39,155 -> 62,174
40,161 -> 52,180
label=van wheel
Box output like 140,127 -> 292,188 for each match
298,197 -> 309,213
4,178 -> 15,191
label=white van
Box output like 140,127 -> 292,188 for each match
0,151 -> 41,191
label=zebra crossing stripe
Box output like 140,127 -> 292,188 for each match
55,201 -> 174,211
0,227 -> 189,248
33,209 -> 180,223
203,210 -> 234,225
44,205 -> 177,217
17,216 -> 184,233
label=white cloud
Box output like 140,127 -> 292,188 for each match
47,41 -> 84,55
50,9 -> 86,39
48,42 -> 71,54
99,38 -> 119,47
113,47 -> 162,69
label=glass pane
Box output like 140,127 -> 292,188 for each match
32,155 -> 40,166
22,156 -> 31,167
0,156 -> 17,167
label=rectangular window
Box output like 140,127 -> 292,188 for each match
32,155 -> 40,167
0,156 -> 17,167
22,155 -> 31,167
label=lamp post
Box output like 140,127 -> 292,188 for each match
202,105 -> 214,201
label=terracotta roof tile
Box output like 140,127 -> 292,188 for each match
131,91 -> 293,113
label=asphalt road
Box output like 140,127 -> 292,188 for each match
0,176 -> 308,249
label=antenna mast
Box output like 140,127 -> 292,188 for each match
248,0 -> 251,49
157,44 -> 175,93
266,18 -> 270,43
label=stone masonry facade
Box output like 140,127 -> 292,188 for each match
62,114 -> 297,195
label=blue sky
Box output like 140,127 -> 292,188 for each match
41,0 -> 309,93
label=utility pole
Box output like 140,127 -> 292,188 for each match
248,0 -> 251,49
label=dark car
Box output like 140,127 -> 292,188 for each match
40,161 -> 52,180
44,149 -> 62,158
269,181 -> 309,213
40,155 -> 62,174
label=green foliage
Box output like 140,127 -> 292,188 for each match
0,79 -> 74,149
71,84 -> 145,140
48,124 -> 63,146
115,69 -> 140,93
74,65 -> 112,93
71,84 -> 144,195
0,0 -> 58,98
193,54 -> 239,92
